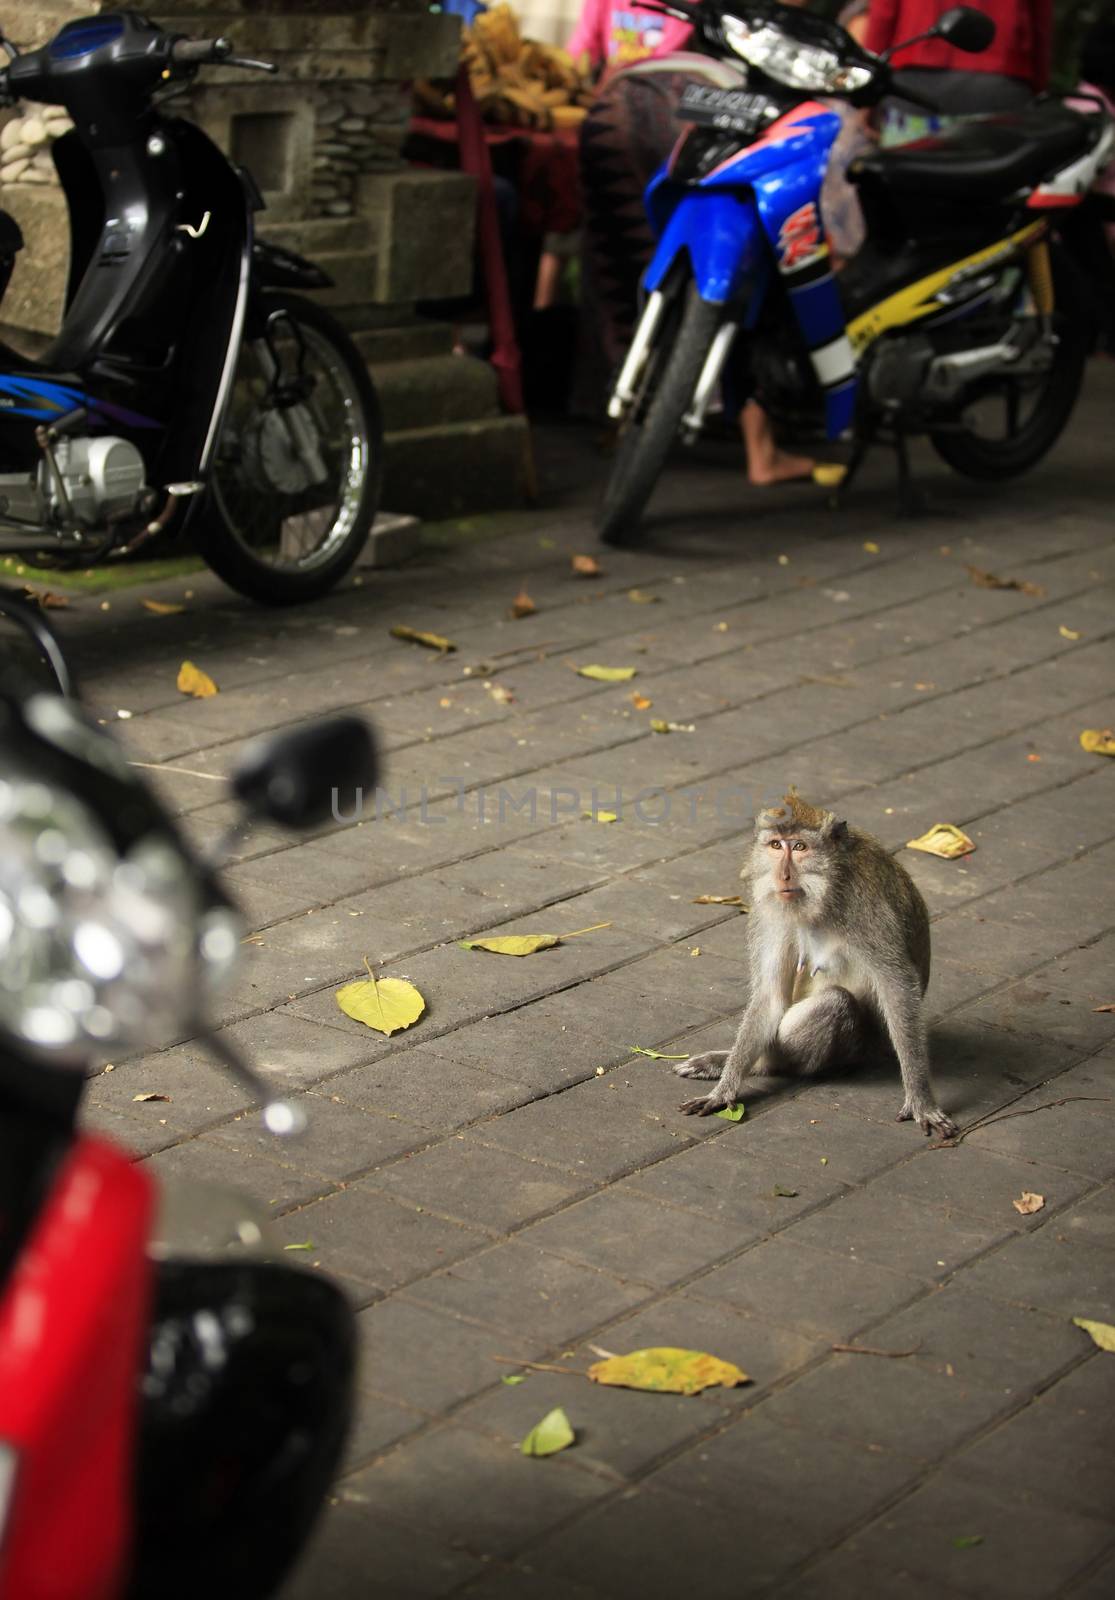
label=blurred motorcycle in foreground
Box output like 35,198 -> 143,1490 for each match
0,595 -> 377,1599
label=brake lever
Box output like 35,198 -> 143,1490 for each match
224,54 -> 279,74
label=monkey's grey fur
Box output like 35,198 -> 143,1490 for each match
676,792 -> 956,1137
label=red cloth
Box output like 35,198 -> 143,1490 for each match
864,0 -> 1052,90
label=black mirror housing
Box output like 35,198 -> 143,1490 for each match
936,6 -> 996,53
230,716 -> 377,829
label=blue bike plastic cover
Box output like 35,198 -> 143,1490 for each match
50,18 -> 125,59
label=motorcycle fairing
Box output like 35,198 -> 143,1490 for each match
645,103 -> 857,435
0,373 -> 159,427
846,219 -> 1047,356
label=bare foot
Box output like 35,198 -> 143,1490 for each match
748,448 -> 816,487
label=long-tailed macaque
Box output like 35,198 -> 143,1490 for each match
676,791 -> 956,1137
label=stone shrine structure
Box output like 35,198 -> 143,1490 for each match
0,1 -> 530,517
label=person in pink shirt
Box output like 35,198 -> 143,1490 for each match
568,0 -> 692,73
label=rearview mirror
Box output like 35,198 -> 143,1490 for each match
230,716 -> 377,829
936,6 -> 996,53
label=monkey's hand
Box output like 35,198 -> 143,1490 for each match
898,1099 -> 958,1139
678,1087 -> 741,1117
673,1051 -> 728,1080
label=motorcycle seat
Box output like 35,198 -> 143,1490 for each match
850,106 -> 1099,201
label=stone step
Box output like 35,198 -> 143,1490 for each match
370,352 -> 500,432
381,416 -> 532,519
350,319 -> 454,364
308,248 -> 382,307
258,216 -> 371,258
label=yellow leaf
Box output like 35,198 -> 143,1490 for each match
389,624 -> 456,652
335,959 -> 425,1036
863,540 -> 880,553
459,934 -> 560,956
631,693 -> 652,710
132,1092 -> 170,1103
143,598 -> 186,615
1059,625 -> 1081,640
177,660 -> 218,698
627,588 -> 660,604
520,1406 -> 575,1456
1012,1191 -> 1045,1216
692,895 -> 749,908
571,553 -> 603,578
509,585 -> 536,619
906,823 -> 975,859
582,809 -> 617,823
578,664 -> 637,682
1080,729 -> 1115,757
777,554 -> 790,565
588,1347 -> 750,1396
1072,1316 -> 1115,1352
812,463 -> 846,488
489,684 -> 515,705
650,719 -> 670,734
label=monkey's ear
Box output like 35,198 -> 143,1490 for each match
830,819 -> 849,844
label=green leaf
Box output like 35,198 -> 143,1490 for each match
501,1374 -> 527,1386
1072,1315 -> 1115,1351
716,1103 -> 745,1122
772,1185 -> 798,1198
577,664 -> 637,682
520,1406 -> 575,1457
627,1045 -> 689,1060
389,624 -> 456,652
284,1241 -> 314,1251
953,1536 -> 984,1551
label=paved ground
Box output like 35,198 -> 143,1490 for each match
56,362 -> 1115,1598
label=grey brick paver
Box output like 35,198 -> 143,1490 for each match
55,377 -> 1115,1596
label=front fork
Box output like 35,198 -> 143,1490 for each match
607,286 -> 738,443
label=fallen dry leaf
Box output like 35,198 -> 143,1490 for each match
1080,729 -> 1115,757
389,624 -> 456,653
283,1241 -> 314,1252
1072,1316 -> 1115,1352
692,895 -> 749,908
777,554 -> 790,565
1092,1002 -> 1115,1014
906,823 -> 975,859
571,553 -> 603,578
631,692 -> 652,711
142,598 -> 186,616
1012,1191 -> 1045,1216
588,1347 -> 750,1396
1058,625 -> 1081,641
439,697 -> 453,708
772,1184 -> 799,1198
627,589 -> 660,604
23,586 -> 69,608
964,564 -> 1044,597
520,1406 -> 575,1457
177,660 -> 218,698
459,934 -> 558,956
509,585 -> 536,620
650,719 -> 670,734
581,809 -> 617,823
132,1092 -> 170,1104
335,958 -> 425,1036
627,1046 -> 688,1060
863,540 -> 880,553
577,664 -> 637,682
488,683 -> 515,705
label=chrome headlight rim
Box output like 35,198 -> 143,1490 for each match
723,13 -> 876,96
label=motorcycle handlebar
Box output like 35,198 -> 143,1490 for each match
169,36 -> 278,73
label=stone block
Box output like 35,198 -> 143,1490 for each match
357,169 -> 475,304
372,354 -> 500,432
380,417 -> 533,520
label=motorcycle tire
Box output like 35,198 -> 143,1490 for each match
196,291 -> 383,605
598,281 -> 722,548
929,304 -> 1087,483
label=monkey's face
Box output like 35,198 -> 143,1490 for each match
749,827 -> 831,914
766,834 -> 810,904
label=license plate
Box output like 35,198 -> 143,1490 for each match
676,84 -> 774,136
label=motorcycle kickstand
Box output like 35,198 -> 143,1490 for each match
828,421 -> 874,510
892,427 -> 929,518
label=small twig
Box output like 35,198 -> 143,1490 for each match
491,1355 -> 584,1377
561,922 -> 613,939
932,1095 -> 1111,1149
831,1343 -> 922,1359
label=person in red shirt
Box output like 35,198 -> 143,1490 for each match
865,0 -> 1053,143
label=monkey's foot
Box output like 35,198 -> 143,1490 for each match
679,1089 -> 739,1117
897,1101 -> 958,1139
673,1051 -> 728,1081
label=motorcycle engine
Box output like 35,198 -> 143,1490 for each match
39,436 -> 147,525
864,334 -> 935,408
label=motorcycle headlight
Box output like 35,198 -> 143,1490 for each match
724,15 -> 874,95
0,760 -> 242,1064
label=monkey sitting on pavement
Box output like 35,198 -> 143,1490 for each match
676,790 -> 957,1137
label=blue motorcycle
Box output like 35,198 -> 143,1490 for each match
598,1 -> 1113,544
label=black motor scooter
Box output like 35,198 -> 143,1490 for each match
0,10 -> 382,605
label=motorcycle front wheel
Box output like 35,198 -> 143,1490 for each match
196,291 -> 383,605
929,305 -> 1087,482
598,281 -> 721,548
